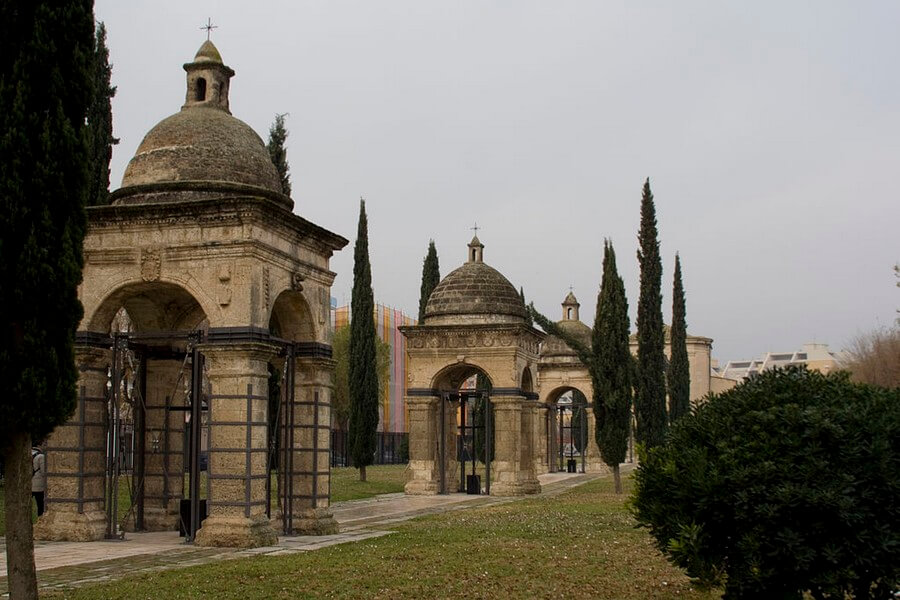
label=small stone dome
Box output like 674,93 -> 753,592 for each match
541,290 -> 591,358
541,319 -> 592,358
424,237 -> 527,325
114,40 -> 287,206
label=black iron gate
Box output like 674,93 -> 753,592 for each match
439,391 -> 491,495
556,396 -> 587,474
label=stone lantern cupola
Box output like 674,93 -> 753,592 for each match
562,290 -> 580,321
468,235 -> 484,263
183,40 -> 235,113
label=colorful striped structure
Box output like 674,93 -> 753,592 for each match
331,303 -> 416,433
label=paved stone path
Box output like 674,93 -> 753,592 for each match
0,471 -> 604,597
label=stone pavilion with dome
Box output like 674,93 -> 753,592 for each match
35,41 -> 347,548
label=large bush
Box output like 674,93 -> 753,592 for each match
632,367 -> 899,599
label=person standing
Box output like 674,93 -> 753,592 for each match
31,445 -> 46,516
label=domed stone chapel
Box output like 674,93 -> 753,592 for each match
35,41 -> 347,547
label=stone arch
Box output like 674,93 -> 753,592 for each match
269,289 -> 317,342
431,362 -> 494,392
86,280 -> 209,334
521,366 -> 535,394
544,384 -> 592,407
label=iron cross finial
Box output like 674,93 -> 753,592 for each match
470,222 -> 480,236
201,18 -> 218,41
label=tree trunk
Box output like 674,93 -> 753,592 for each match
613,464 -> 623,495
3,430 -> 38,600
359,464 -> 367,482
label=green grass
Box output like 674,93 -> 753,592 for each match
43,475 -> 722,600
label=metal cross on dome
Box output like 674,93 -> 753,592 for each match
470,222 -> 480,236
201,18 -> 218,41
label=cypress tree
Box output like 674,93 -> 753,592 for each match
348,200 -> 379,481
529,239 -> 633,493
635,178 -> 667,449
667,253 -> 690,422
267,113 -> 291,196
85,21 -> 118,206
0,1 -> 94,597
417,240 -> 440,323
593,241 -> 632,493
570,389 -> 588,453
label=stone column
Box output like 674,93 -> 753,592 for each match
518,401 -> 541,491
547,405 -> 560,473
140,357 -> 187,530
491,395 -> 540,496
194,342 -> 278,548
404,395 -> 441,494
584,406 -> 608,474
35,345 -> 109,541
278,357 -> 338,535
533,402 -> 551,475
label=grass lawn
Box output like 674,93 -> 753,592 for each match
43,475 -> 721,600
0,466 -> 407,536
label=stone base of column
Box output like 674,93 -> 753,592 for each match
404,479 -> 441,495
141,507 -> 180,532
279,507 -> 338,535
33,509 -> 107,542
490,478 -> 541,496
585,460 -> 610,474
194,514 -> 277,548
404,461 -> 440,495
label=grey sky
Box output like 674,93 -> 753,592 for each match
94,1 -> 899,363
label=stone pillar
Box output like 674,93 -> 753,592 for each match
491,396 -> 540,496
35,345 -> 109,541
547,405 -> 560,473
584,406 -> 608,474
279,357 -> 338,535
518,401 -> 541,490
405,395 -> 441,494
194,342 -> 278,548
140,357 -> 187,530
533,402 -> 551,475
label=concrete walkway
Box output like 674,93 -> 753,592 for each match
0,471 -> 604,596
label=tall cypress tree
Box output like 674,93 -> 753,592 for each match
667,253 -> 690,422
267,113 -> 291,196
348,200 -> 378,481
85,21 -> 117,206
0,1 -> 94,597
473,373 -> 494,464
635,179 -> 667,449
593,241 -> 632,493
529,240 -> 633,493
417,240 -> 440,323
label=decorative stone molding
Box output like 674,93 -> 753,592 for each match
140,248 -> 161,281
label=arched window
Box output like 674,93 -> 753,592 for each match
567,308 -> 573,319
196,77 -> 207,101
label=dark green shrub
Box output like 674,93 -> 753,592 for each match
632,367 -> 900,599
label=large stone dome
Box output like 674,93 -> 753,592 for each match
112,41 -> 289,208
120,107 -> 282,193
424,236 -> 527,326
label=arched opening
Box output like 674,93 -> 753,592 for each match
567,307 -> 573,320
266,290 -> 322,534
76,281 -> 209,538
195,77 -> 207,101
521,367 -> 534,394
546,386 -> 589,474
432,363 -> 494,495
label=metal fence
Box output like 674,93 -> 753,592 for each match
331,431 -> 408,467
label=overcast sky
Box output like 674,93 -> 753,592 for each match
94,1 -> 898,363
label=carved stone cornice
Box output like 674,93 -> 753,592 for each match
401,323 -> 544,354
87,196 -> 348,257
